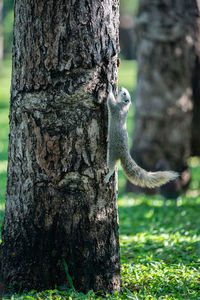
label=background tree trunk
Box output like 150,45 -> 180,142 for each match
126,0 -> 198,194
0,0 -> 121,294
191,9 -> 200,156
119,14 -> 136,60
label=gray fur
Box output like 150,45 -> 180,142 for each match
105,85 -> 179,188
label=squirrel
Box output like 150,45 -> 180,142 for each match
104,84 -> 178,188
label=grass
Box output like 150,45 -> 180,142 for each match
1,59 -> 200,299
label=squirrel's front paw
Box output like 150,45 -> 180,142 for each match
108,83 -> 113,93
104,174 -> 110,183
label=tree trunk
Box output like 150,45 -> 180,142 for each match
119,14 -> 136,60
126,0 -> 197,194
0,0 -> 121,294
191,8 -> 200,156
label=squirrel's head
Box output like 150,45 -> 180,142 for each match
117,87 -> 131,108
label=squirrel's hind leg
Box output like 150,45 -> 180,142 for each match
104,169 -> 115,183
104,158 -> 117,183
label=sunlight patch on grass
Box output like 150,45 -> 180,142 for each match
189,156 -> 200,168
118,194 -> 165,208
0,203 -> 5,210
0,108 -> 9,121
120,232 -> 200,245
118,196 -> 135,207
0,161 -> 7,173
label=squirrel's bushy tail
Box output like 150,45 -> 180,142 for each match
121,154 -> 178,188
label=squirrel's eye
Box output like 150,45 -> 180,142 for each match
123,92 -> 126,96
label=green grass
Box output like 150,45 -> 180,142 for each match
1,60 -> 200,299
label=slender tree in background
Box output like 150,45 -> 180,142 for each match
126,0 -> 198,194
0,0 -> 121,293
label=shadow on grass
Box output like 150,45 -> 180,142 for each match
119,202 -> 200,236
120,237 -> 200,265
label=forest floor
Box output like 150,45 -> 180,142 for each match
0,59 -> 200,299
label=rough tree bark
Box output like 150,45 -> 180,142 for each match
0,0 -> 121,294
126,0 -> 198,194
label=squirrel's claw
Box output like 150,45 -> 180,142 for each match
108,83 -> 113,93
104,174 -> 110,183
